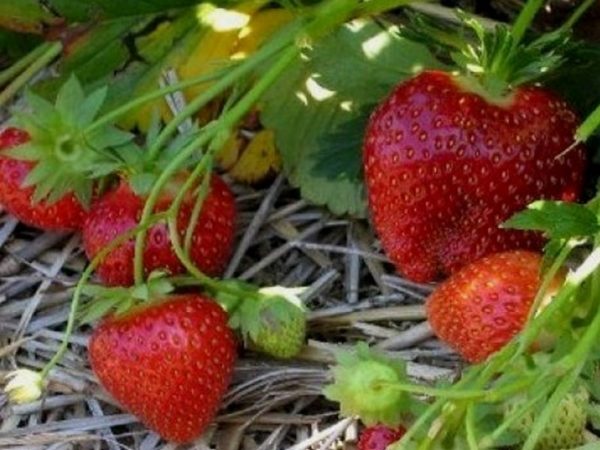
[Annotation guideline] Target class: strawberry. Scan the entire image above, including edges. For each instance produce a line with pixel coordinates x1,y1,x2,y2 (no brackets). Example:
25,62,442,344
82,174,236,286
505,386,589,450
230,286,307,359
0,77,135,231
251,302,305,358
0,127,88,231
425,251,553,363
358,424,406,450
363,68,585,283
88,293,237,443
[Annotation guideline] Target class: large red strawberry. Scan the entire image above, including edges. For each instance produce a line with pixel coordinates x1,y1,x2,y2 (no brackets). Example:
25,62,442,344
83,174,236,286
89,294,237,443
363,69,585,282
0,127,88,231
358,424,406,450
425,250,563,363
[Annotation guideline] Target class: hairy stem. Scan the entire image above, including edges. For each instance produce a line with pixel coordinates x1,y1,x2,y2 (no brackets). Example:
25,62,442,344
559,0,596,32
0,42,62,109
85,69,228,134
133,46,299,285
0,42,50,87
576,102,600,143
522,364,582,450
146,21,301,160
183,159,213,255
511,0,545,45
39,212,169,380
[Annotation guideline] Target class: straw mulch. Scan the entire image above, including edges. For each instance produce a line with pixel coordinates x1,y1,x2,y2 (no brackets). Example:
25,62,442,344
0,174,456,449
0,1,596,449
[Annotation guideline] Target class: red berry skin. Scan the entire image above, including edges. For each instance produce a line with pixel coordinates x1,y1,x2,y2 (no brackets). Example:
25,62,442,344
83,175,236,286
358,424,406,450
89,294,237,443
426,251,544,363
0,128,87,231
363,71,585,282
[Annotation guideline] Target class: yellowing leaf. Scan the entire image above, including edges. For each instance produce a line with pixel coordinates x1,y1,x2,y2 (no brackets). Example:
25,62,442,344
179,1,261,101
232,8,294,60
217,133,244,170
227,129,281,184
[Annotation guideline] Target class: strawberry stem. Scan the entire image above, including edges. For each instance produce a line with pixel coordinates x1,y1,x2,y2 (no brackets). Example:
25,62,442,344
145,22,302,161
481,382,554,448
576,102,600,143
0,41,51,87
516,241,575,350
183,159,213,256
39,212,170,380
132,46,299,285
84,69,226,134
521,364,582,450
465,404,477,450
558,0,597,33
510,0,544,45
0,41,62,108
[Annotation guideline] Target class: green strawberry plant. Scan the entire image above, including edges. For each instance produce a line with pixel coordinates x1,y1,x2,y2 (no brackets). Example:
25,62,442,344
3,0,600,447
1,0,422,442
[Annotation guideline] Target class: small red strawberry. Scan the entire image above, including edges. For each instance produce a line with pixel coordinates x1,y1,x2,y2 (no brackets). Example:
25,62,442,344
0,127,88,231
88,293,237,443
83,174,236,286
358,424,406,450
364,70,585,282
0,77,136,231
425,250,556,363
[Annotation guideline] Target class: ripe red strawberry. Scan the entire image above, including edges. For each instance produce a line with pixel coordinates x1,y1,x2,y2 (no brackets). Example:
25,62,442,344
358,424,406,450
89,294,237,443
363,70,585,282
0,127,88,231
425,250,554,363
83,174,236,286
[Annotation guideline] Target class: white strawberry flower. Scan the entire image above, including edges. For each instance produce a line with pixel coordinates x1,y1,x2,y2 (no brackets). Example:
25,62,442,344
4,369,44,404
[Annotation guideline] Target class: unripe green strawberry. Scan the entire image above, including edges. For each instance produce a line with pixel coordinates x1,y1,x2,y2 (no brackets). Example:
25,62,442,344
505,387,589,450
252,299,306,358
226,285,307,359
324,343,409,427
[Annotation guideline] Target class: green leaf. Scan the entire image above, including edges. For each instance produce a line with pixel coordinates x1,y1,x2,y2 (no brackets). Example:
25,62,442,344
103,12,202,127
312,106,372,182
503,200,599,239
261,18,443,216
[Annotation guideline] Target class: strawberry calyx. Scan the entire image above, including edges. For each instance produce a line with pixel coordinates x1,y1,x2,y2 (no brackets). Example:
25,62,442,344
324,343,409,427
79,271,175,323
406,0,591,99
211,281,308,358
5,76,135,207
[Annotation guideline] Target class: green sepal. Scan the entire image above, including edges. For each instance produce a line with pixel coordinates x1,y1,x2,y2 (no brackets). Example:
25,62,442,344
79,272,174,323
323,342,409,427
405,9,573,96
8,75,135,207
